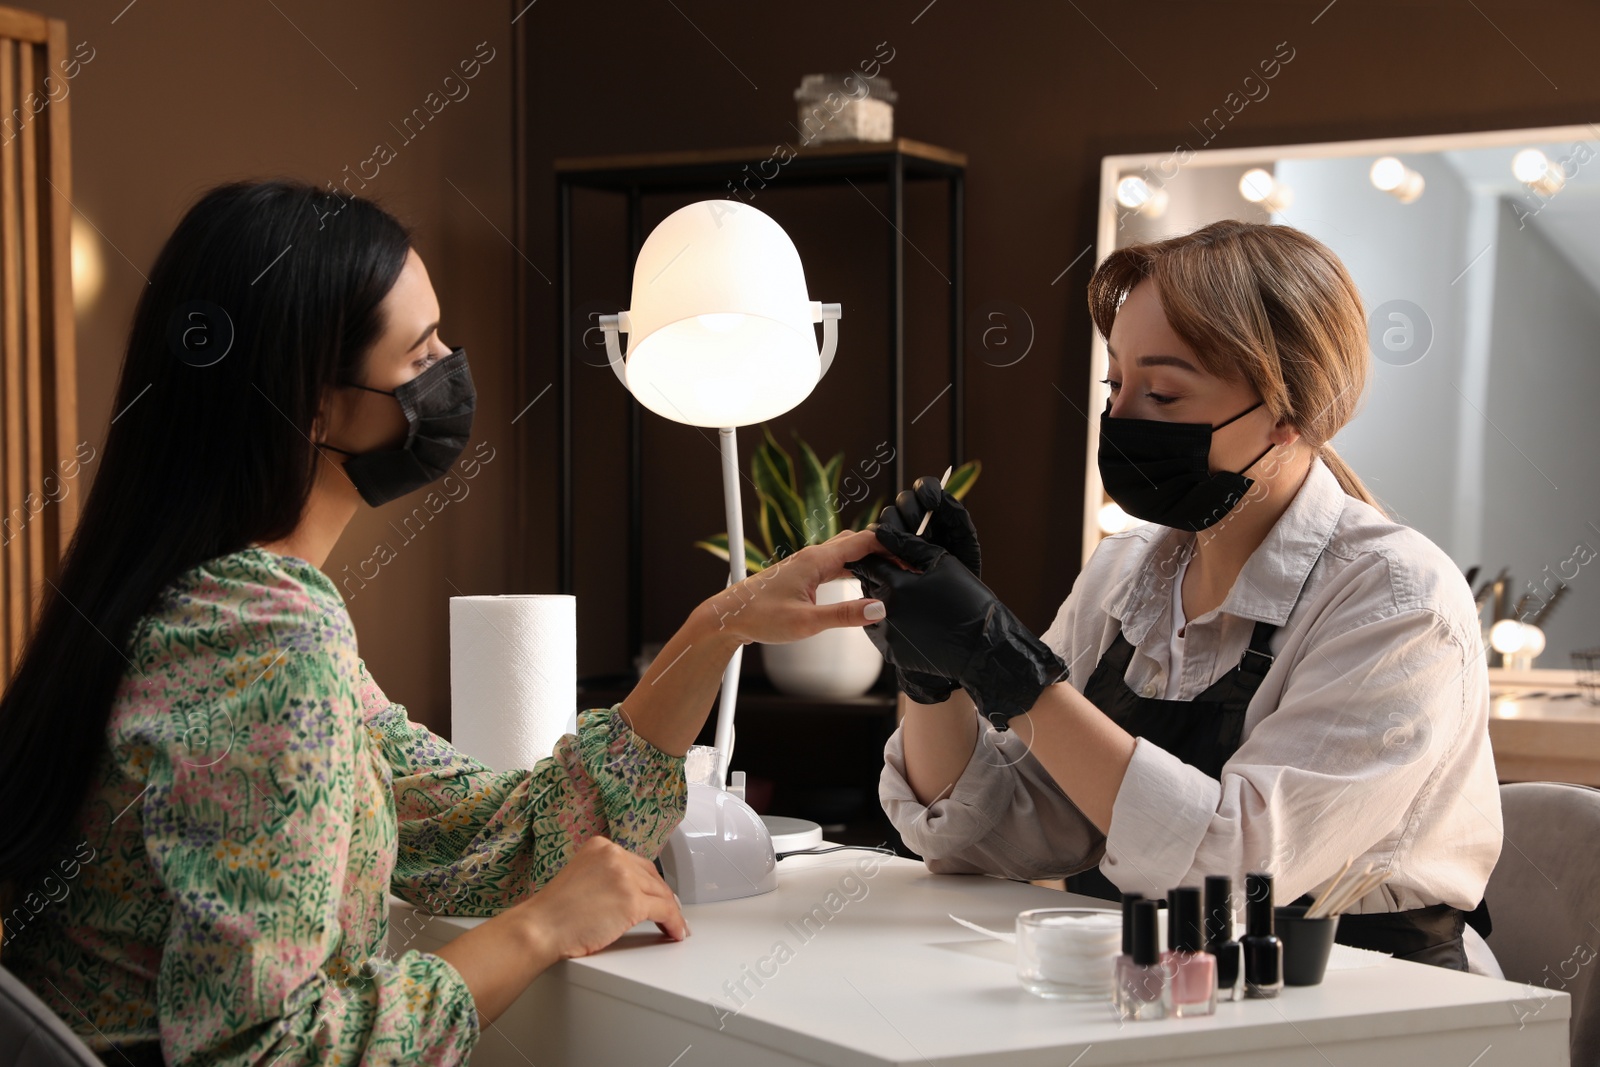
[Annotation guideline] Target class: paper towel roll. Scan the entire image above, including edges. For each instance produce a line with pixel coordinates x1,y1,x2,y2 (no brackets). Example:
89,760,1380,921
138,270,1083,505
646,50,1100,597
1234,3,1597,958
449,594,579,771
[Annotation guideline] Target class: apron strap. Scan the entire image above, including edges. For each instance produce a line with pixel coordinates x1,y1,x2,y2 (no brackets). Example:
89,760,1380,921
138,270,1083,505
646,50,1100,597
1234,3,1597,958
1237,618,1277,678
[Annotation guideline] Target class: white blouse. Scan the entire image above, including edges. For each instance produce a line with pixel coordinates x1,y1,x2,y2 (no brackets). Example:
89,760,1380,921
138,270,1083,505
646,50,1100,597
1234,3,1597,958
880,454,1504,922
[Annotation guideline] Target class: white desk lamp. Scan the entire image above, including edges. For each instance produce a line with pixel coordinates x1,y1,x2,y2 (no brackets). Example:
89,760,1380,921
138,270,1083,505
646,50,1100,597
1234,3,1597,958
598,200,840,903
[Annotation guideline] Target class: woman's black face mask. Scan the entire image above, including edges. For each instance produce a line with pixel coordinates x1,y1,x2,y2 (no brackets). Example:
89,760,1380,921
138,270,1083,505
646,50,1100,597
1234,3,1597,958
1097,395,1275,532
317,346,476,507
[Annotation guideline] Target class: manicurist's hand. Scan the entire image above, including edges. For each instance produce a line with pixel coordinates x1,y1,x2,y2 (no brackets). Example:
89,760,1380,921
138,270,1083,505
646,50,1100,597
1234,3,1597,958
876,473,982,577
848,523,1069,729
869,473,984,704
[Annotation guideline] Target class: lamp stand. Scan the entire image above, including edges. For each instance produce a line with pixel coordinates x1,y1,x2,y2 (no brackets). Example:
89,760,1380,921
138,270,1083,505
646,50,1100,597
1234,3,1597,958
712,427,744,790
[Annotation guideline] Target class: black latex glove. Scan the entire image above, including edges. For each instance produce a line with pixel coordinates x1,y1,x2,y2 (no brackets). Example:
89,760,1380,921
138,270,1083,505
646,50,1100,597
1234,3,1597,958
876,474,982,577
870,475,983,703
847,523,1069,729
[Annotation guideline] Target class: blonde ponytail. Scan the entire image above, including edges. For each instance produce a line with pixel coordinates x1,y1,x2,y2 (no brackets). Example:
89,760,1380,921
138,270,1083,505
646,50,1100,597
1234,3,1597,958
1313,442,1382,512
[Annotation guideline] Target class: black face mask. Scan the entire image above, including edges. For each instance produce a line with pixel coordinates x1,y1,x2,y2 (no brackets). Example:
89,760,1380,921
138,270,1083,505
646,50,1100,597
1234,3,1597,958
318,346,476,507
1097,396,1275,532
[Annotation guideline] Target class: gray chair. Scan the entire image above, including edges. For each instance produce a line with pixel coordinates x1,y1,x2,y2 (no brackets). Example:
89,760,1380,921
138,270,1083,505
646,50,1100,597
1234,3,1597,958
0,962,107,1067
1484,781,1600,1067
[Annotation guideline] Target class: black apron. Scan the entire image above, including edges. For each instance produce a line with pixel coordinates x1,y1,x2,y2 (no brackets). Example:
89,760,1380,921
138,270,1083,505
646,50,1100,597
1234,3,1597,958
1062,611,1491,971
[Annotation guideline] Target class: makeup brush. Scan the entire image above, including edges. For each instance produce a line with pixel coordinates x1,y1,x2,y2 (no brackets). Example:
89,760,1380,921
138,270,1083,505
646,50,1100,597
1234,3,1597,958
915,466,955,537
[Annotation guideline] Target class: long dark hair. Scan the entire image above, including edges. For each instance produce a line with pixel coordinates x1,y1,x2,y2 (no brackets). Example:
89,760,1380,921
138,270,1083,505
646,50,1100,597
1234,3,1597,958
0,179,411,891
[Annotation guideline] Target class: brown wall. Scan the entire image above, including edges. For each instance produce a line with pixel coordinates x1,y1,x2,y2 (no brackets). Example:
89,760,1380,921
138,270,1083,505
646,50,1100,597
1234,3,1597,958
35,0,1600,730
520,0,1600,680
39,0,515,733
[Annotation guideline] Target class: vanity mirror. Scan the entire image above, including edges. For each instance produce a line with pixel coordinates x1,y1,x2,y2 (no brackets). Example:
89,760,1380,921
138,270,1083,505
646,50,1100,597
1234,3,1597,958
1086,123,1600,671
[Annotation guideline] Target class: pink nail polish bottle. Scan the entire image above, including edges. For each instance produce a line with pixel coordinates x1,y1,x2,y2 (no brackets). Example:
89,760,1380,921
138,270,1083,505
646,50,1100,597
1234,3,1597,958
1163,886,1217,1017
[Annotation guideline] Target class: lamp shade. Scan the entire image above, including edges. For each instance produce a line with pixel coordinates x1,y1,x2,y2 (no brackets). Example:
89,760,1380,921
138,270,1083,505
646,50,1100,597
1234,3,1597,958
615,200,829,428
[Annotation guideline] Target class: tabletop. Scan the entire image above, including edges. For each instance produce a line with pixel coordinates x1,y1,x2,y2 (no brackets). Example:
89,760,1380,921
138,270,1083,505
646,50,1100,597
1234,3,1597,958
387,846,1571,1067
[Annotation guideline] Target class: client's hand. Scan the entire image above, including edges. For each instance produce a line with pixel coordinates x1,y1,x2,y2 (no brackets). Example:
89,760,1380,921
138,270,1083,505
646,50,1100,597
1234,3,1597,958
703,528,890,646
872,473,982,703
520,835,688,959
847,523,1069,729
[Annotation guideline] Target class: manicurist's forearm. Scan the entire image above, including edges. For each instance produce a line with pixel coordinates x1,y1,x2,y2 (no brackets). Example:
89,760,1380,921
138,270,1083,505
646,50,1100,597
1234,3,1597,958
901,689,982,807
1006,683,1137,833
617,594,745,757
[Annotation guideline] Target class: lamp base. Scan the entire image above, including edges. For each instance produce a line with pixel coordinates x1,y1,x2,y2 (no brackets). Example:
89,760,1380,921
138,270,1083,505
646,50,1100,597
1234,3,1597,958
761,814,823,854
659,782,778,903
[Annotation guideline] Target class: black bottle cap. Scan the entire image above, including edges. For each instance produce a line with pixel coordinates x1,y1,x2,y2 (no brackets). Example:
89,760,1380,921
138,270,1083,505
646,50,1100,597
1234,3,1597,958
1204,875,1234,947
1245,871,1275,937
1132,899,1161,966
1120,892,1144,955
1168,886,1204,952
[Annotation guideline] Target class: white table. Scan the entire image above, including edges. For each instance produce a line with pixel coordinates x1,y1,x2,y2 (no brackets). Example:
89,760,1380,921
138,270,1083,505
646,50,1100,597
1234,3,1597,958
387,847,1571,1066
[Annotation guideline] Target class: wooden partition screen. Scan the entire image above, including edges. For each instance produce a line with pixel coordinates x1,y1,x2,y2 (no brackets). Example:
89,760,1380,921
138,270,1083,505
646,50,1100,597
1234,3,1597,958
0,6,78,686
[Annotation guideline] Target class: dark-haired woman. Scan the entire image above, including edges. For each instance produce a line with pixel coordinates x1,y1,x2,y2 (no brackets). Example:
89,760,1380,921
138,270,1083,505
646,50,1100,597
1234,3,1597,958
855,220,1502,975
0,180,887,1066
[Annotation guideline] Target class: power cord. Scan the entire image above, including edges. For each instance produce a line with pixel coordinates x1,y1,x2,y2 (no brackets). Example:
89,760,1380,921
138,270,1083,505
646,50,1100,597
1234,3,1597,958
775,843,899,862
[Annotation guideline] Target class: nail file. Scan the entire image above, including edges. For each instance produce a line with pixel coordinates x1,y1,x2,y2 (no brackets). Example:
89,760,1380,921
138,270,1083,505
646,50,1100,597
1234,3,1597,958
915,465,955,537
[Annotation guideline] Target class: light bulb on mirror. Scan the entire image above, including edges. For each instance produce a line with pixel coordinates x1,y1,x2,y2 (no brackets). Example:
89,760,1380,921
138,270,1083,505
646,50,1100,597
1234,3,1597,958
1512,148,1565,197
1369,156,1425,203
1370,156,1406,191
1239,168,1274,203
1511,148,1549,183
1115,175,1168,217
1239,168,1293,212
1489,618,1527,654
1116,175,1152,209
1490,619,1546,670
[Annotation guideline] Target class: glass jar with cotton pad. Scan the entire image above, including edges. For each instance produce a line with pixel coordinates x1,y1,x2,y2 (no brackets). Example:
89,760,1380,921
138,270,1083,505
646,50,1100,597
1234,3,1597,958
1015,907,1124,999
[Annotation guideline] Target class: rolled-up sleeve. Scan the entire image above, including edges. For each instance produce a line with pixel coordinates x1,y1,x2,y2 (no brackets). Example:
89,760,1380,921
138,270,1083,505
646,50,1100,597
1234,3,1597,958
1102,606,1473,904
881,705,1105,880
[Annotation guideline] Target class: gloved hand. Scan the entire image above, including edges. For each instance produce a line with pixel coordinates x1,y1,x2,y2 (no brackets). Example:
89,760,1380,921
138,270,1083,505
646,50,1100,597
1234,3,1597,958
876,473,982,577
847,523,1069,729
869,475,984,704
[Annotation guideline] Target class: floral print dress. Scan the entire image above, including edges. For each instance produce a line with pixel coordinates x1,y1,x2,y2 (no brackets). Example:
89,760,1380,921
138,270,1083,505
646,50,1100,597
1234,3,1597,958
2,547,687,1065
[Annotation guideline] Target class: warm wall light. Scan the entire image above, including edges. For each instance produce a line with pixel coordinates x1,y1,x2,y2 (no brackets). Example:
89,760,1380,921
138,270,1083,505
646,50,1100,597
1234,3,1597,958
70,214,104,311
1115,174,1168,217
1512,148,1565,197
1370,156,1426,203
1239,168,1293,212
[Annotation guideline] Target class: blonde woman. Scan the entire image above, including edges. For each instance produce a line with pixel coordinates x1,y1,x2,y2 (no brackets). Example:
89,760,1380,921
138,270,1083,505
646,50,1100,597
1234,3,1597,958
854,220,1502,974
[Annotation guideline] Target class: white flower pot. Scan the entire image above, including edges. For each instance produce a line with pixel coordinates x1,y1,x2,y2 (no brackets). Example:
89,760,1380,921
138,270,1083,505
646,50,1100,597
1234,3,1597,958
761,576,885,698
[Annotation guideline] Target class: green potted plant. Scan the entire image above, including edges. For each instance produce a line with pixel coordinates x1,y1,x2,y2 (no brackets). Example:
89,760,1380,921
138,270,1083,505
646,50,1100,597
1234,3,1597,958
696,426,980,698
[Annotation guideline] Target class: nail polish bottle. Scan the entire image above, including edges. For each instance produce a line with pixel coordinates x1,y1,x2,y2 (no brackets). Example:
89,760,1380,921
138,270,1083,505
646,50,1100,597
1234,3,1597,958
1242,871,1283,999
1163,886,1217,1016
1113,891,1144,994
1116,899,1168,1020
1205,874,1243,1002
